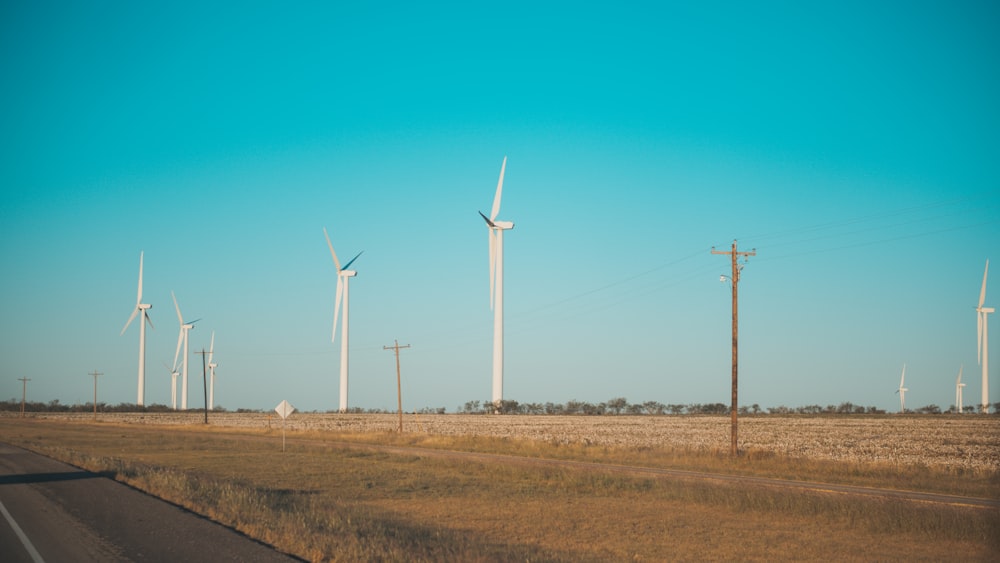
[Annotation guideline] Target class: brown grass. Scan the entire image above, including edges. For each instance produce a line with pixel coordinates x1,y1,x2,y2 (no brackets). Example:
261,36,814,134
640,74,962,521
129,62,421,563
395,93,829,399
2,418,997,562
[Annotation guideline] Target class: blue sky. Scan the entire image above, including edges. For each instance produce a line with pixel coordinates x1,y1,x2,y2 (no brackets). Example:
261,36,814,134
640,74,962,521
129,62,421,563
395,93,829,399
2,1,997,413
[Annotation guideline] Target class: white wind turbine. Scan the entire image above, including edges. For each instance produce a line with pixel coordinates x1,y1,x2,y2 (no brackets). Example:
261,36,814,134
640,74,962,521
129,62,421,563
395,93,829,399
976,259,993,414
208,331,218,410
478,157,514,412
956,365,966,414
896,364,908,413
162,361,178,410
171,291,199,410
324,227,362,413
121,251,153,406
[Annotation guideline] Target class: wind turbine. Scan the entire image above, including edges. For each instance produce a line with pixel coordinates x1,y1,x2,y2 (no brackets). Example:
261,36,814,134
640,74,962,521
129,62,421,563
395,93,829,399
895,364,908,413
121,251,153,406
171,291,199,410
976,259,993,414
208,331,218,410
163,361,179,410
323,227,362,413
956,365,966,414
478,157,514,413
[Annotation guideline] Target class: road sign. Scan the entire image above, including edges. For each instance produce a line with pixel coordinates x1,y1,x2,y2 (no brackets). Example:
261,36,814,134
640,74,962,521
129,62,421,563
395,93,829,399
274,400,295,451
275,400,295,420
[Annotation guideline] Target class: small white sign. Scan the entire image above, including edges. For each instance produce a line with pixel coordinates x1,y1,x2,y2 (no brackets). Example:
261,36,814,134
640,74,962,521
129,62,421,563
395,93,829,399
275,400,295,420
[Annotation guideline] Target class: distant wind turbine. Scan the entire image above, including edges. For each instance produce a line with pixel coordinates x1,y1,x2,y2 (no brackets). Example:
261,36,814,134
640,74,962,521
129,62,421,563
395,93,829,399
323,227,362,413
956,365,966,414
976,259,993,414
171,291,199,410
896,364,908,413
208,331,218,410
162,362,179,410
121,251,153,406
478,156,514,412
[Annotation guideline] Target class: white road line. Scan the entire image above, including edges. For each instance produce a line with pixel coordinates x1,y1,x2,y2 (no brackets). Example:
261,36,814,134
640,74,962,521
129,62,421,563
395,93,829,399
0,499,45,563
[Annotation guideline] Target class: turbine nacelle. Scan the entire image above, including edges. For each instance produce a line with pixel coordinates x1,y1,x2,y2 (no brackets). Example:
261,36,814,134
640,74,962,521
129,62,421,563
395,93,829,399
339,270,358,278
479,211,514,231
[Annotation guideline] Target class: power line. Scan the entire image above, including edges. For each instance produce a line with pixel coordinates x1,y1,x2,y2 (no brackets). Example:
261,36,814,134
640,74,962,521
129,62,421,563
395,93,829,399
752,218,999,263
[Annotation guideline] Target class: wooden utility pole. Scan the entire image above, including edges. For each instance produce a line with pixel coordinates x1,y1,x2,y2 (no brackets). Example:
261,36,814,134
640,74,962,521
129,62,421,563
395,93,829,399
712,240,756,457
18,377,30,417
194,349,210,424
383,340,411,433
89,370,103,420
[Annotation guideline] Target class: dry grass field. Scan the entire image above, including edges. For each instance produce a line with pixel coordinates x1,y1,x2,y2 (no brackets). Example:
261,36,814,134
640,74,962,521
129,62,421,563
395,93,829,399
2,413,998,561
19,411,1000,471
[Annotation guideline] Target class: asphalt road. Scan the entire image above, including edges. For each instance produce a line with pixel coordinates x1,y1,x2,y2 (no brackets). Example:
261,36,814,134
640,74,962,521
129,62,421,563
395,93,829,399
0,443,301,563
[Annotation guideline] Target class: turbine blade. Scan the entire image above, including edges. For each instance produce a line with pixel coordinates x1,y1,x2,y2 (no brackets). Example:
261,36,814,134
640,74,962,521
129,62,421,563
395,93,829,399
209,331,215,363
173,329,184,372
137,251,144,305
333,276,344,342
957,364,963,385
145,311,154,330
979,259,989,308
121,307,139,335
900,364,905,386
323,227,342,271
172,291,183,325
478,210,496,228
342,251,363,271
490,156,506,221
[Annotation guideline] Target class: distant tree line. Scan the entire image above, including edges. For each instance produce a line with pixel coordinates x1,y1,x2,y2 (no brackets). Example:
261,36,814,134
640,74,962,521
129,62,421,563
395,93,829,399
456,398,1000,416
0,399,233,414
3,398,998,415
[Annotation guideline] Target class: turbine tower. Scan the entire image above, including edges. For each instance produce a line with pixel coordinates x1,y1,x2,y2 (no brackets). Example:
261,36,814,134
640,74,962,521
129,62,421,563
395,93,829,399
122,251,153,406
895,364,908,413
171,291,199,410
208,331,218,410
479,157,514,413
956,365,966,414
976,259,993,414
324,227,362,413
